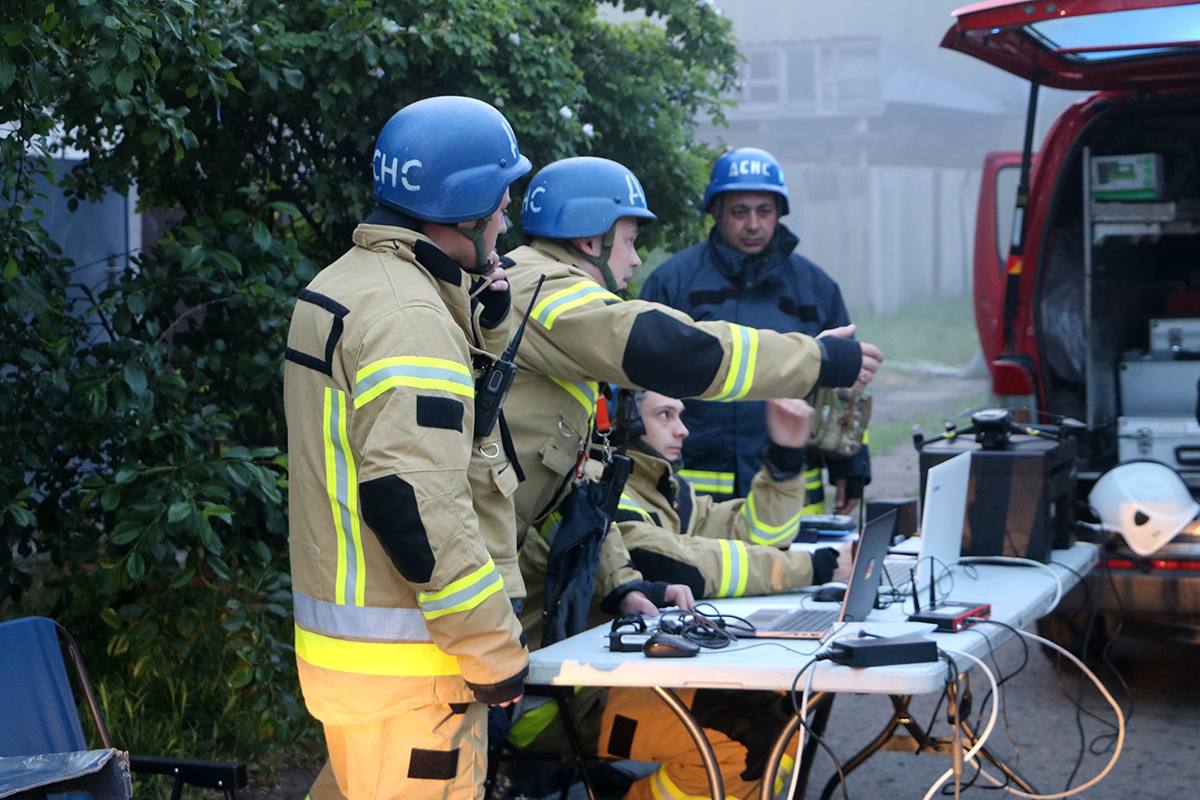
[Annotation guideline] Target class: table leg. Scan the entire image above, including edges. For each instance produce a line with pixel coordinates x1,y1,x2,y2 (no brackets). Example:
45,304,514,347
817,695,930,800
652,686,725,800
760,692,834,800
959,719,1038,794
553,695,598,800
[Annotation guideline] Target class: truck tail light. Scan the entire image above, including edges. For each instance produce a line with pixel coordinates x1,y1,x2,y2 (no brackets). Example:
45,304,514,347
992,360,1034,395
1104,558,1200,572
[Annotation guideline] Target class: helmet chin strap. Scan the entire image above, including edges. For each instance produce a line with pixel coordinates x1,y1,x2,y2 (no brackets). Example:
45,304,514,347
452,217,495,275
572,228,621,295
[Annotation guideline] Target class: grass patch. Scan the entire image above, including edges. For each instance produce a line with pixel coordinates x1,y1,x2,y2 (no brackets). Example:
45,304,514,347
855,295,979,368
869,391,989,454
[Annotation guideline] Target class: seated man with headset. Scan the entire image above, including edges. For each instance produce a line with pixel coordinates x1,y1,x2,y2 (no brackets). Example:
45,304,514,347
612,389,840,598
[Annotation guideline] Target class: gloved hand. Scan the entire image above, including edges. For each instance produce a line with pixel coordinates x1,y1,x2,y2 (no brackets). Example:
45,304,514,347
811,547,839,585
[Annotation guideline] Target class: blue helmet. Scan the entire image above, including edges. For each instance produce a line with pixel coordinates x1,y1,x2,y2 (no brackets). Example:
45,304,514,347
521,156,656,239
702,147,789,215
372,96,531,223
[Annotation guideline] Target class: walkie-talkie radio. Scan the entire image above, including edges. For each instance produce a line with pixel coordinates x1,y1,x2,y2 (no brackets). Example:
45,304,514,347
473,274,545,438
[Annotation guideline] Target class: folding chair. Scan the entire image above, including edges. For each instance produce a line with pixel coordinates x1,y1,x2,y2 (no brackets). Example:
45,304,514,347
0,617,247,799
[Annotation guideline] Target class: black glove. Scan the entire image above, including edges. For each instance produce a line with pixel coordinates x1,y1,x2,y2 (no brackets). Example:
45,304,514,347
763,440,806,481
816,336,862,388
811,547,839,585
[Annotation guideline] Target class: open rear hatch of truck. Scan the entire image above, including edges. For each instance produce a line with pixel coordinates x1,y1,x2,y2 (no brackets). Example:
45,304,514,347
945,3,1200,630
941,1,1200,430
941,0,1200,91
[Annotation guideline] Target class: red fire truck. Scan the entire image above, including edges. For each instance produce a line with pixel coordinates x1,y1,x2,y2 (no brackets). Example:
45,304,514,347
943,0,1200,642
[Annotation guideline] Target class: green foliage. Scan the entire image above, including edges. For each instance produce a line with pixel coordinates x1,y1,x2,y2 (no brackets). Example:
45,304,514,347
1,0,738,785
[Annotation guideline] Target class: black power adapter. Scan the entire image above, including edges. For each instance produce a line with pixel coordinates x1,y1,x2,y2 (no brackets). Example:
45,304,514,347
826,634,939,667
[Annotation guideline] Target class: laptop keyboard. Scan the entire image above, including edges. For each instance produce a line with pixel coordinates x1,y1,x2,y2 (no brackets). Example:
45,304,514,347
762,607,838,633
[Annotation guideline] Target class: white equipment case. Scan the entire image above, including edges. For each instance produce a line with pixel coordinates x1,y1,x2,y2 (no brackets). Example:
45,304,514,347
1118,416,1200,488
1118,351,1200,416
1149,317,1200,356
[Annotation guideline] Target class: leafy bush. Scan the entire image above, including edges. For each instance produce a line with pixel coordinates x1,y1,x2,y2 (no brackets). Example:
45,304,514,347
1,0,738,786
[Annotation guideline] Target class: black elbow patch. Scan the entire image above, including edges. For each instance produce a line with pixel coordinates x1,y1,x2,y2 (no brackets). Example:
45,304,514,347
629,548,705,598
416,395,464,432
622,310,723,397
360,475,435,583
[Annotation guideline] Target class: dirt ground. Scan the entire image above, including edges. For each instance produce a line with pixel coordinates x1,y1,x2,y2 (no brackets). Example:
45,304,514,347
862,366,989,501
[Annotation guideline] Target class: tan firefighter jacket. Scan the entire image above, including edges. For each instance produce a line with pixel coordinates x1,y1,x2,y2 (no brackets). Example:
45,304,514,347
284,223,527,724
502,240,832,639
616,448,815,598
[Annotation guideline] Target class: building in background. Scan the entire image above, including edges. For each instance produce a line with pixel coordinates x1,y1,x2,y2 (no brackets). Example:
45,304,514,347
688,0,1087,314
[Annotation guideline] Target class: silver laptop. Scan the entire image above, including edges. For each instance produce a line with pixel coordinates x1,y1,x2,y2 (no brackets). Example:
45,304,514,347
745,510,897,639
883,451,971,593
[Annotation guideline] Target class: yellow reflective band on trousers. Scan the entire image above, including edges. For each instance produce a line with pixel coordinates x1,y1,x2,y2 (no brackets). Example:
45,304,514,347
741,491,802,547
678,469,735,496
618,493,653,523
531,282,620,330
774,753,795,796
507,698,561,750
716,539,749,598
416,559,505,621
550,376,599,417
294,625,462,677
354,356,474,408
323,388,365,606
712,323,759,401
648,765,738,800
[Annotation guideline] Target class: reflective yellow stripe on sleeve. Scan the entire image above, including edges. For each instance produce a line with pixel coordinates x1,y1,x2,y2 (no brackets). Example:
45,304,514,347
716,539,749,598
712,323,759,401
531,282,620,330
537,511,562,541
741,491,803,547
354,356,474,408
804,467,823,491
618,493,654,523
678,469,735,496
294,625,461,677
803,466,824,514
417,559,505,621
550,376,600,417
324,388,365,606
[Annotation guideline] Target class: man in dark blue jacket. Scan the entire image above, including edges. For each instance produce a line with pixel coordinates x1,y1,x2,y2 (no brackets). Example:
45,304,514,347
640,147,870,514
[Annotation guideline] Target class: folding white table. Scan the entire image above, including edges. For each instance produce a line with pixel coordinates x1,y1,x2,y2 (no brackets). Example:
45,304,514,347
527,541,1099,799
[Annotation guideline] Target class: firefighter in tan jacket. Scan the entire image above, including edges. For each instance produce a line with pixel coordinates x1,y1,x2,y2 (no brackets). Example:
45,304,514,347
615,391,841,598
285,97,531,800
503,157,882,644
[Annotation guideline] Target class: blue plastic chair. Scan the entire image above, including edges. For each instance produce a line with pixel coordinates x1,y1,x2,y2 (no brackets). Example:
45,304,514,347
0,617,246,799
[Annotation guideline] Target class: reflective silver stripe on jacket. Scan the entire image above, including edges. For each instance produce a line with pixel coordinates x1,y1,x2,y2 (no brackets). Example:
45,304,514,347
293,589,433,641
